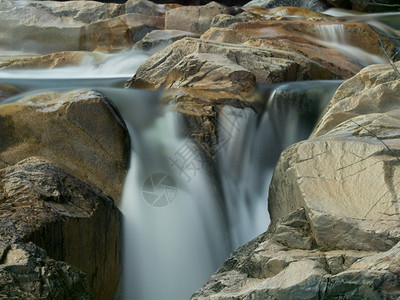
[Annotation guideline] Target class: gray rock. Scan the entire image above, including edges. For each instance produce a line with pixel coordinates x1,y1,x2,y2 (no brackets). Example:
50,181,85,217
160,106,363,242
134,29,200,51
243,0,331,12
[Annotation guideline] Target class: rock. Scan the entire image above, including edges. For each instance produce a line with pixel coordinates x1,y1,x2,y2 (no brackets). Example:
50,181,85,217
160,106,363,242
312,61,400,137
0,51,90,69
165,2,233,34
0,6,82,54
0,89,130,203
20,1,125,24
350,0,400,12
144,0,250,6
0,242,93,299
268,62,400,252
0,157,121,300
202,19,376,78
243,0,332,12
164,53,257,97
133,29,200,51
0,84,20,101
192,208,397,299
79,13,163,52
325,0,352,9
128,37,338,91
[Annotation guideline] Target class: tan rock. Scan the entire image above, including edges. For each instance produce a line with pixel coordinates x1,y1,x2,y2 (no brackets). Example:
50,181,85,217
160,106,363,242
128,37,338,91
165,1,232,34
0,157,121,300
268,62,400,252
0,84,20,101
0,90,130,203
191,209,388,299
0,51,90,70
133,29,200,51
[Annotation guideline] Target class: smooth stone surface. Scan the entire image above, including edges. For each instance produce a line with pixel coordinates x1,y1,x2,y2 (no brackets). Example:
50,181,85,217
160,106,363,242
243,0,331,12
0,90,130,203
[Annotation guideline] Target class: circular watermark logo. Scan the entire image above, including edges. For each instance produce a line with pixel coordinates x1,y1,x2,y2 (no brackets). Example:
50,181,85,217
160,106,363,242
142,172,177,207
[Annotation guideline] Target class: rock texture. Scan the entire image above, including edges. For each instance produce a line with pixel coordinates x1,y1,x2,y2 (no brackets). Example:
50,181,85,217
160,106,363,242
243,0,331,12
192,209,400,299
192,62,400,299
128,37,338,91
0,89,130,203
0,242,93,299
0,157,121,300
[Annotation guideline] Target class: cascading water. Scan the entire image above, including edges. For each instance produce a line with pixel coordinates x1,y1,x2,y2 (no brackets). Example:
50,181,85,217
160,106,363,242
1,9,398,300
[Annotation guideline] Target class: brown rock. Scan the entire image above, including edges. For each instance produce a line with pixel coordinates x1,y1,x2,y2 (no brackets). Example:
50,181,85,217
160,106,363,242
165,1,233,34
0,89,130,203
79,13,163,52
0,157,121,300
202,19,395,78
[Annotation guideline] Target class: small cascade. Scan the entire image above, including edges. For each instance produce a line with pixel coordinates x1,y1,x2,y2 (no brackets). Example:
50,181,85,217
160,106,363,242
318,23,346,44
315,23,386,65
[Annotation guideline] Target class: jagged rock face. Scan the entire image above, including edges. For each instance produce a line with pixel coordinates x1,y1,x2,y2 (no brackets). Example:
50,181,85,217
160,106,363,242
192,209,400,299
0,157,121,300
0,242,93,299
0,89,130,204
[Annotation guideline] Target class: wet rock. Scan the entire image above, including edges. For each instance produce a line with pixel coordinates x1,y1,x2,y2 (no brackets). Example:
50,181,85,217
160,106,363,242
128,37,338,91
0,84,20,102
0,51,90,69
203,18,396,77
0,157,121,300
325,0,352,9
0,242,93,299
133,29,200,51
0,89,130,203
165,1,232,34
243,0,331,12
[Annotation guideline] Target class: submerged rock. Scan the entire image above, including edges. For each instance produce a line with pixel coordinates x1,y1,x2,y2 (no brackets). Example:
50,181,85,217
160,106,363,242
350,0,400,13
0,157,121,300
0,89,130,203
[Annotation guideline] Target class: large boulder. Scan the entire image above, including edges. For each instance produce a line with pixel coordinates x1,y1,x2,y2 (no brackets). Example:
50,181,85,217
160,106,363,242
269,62,400,252
0,89,130,203
133,29,200,51
128,37,338,92
0,157,121,299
